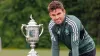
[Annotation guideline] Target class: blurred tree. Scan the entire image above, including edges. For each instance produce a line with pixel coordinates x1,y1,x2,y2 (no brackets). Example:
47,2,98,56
0,0,99,49
62,0,100,45
78,0,100,45
0,0,51,48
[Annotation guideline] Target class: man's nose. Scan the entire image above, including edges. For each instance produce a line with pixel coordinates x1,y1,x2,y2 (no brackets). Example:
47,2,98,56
55,15,59,20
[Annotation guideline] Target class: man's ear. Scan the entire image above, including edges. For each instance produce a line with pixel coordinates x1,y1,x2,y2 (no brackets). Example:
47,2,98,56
63,9,66,14
62,9,66,15
49,12,51,17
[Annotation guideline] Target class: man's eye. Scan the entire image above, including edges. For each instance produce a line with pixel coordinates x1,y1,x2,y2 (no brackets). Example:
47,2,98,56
57,13,61,15
52,14,55,16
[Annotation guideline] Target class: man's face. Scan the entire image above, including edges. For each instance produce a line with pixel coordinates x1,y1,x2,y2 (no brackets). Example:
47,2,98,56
49,8,65,24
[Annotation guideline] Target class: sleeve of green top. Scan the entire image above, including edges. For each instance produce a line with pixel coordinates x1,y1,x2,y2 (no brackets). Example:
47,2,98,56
51,35,59,56
70,16,80,56
71,30,79,56
71,38,79,56
49,27,59,56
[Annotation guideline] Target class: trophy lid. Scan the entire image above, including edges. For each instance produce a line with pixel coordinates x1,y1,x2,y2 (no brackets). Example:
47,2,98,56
28,14,37,26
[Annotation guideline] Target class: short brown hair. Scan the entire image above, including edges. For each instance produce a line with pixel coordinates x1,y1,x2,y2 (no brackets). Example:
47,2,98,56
48,1,64,12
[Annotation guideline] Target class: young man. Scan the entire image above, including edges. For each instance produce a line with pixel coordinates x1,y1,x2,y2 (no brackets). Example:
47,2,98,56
48,1,96,56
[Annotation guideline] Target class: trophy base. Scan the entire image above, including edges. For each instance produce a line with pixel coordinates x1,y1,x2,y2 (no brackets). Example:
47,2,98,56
27,49,38,56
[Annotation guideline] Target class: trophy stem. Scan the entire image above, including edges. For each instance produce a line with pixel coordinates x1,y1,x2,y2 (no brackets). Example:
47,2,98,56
30,42,36,49
27,42,38,56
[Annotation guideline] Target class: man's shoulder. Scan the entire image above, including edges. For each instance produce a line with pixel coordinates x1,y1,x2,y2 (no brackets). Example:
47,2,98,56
49,20,55,26
67,15,76,17
66,15,82,29
66,15,81,23
48,20,55,29
67,15,79,20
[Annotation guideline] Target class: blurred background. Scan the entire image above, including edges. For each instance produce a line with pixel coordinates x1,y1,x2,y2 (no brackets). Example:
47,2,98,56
0,0,100,56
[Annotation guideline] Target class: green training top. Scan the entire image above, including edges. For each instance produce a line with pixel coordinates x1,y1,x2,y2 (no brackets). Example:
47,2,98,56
48,15,95,56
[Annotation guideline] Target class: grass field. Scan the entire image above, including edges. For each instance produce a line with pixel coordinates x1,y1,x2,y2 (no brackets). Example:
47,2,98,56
0,48,100,56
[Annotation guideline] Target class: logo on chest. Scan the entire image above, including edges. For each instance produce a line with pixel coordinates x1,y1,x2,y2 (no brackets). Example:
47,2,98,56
57,30,60,35
57,29,69,35
65,29,69,35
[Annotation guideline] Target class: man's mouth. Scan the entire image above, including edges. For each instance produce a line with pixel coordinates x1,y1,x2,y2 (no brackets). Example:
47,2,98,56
55,20,61,24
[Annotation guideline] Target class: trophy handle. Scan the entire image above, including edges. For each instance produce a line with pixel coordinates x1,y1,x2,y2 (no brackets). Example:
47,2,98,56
21,24,27,37
39,24,44,37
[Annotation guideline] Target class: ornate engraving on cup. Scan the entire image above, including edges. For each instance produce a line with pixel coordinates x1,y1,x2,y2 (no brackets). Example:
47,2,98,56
27,26,39,43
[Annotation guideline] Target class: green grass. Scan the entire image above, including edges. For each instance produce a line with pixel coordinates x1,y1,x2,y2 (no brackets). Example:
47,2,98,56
0,48,100,56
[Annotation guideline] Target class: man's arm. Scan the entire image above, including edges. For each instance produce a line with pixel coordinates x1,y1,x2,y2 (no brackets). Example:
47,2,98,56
70,26,79,56
67,15,80,56
51,35,59,56
48,21,59,56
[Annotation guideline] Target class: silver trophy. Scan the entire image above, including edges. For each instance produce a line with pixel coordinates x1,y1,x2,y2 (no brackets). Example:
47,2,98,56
21,14,43,56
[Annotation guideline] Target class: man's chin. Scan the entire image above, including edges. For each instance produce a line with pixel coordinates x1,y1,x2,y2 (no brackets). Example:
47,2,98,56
55,22,62,24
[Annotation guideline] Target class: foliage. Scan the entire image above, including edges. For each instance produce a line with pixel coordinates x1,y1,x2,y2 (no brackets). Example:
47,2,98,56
0,0,51,48
62,0,100,44
0,0,100,48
